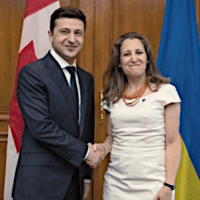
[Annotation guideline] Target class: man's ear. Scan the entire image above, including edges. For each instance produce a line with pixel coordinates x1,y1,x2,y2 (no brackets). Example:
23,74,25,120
48,30,53,42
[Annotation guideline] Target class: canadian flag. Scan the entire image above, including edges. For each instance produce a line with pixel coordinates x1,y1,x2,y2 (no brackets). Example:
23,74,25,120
4,0,60,199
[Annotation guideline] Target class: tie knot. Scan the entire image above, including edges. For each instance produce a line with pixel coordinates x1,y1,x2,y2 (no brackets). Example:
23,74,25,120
66,66,76,76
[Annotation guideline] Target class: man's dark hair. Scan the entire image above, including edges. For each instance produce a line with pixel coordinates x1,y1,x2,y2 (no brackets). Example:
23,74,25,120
50,6,86,32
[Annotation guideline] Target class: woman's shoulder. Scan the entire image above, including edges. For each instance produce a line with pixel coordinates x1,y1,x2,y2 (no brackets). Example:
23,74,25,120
148,82,175,92
156,83,181,104
148,83,177,96
158,83,177,92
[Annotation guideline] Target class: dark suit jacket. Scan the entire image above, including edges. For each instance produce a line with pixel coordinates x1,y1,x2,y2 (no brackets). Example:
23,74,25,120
12,52,94,200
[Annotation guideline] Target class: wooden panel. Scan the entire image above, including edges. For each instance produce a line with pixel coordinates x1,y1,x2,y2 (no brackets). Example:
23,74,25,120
78,0,95,74
112,0,121,42
59,0,71,6
0,114,9,133
119,0,166,58
0,133,8,199
0,114,9,199
0,0,25,112
60,0,79,7
93,0,112,199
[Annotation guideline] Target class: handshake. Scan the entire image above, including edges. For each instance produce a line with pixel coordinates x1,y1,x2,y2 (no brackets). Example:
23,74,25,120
84,143,106,169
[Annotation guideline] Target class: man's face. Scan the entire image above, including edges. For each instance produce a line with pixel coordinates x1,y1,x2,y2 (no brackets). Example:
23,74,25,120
48,17,84,64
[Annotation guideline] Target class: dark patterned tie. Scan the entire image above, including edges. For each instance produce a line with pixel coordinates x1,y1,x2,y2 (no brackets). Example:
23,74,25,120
66,66,79,120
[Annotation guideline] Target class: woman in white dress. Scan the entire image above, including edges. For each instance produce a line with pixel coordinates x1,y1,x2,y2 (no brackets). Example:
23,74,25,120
94,32,181,200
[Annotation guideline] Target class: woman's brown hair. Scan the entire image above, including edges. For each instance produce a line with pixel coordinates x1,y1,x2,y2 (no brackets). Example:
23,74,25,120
103,32,169,105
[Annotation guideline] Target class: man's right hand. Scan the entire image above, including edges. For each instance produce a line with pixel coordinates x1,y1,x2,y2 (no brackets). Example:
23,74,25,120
84,143,104,168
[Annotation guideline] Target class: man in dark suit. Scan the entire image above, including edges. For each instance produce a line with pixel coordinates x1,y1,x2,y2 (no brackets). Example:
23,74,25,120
12,6,102,200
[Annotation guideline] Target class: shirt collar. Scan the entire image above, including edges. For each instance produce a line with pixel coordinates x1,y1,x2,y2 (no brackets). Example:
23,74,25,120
50,49,77,70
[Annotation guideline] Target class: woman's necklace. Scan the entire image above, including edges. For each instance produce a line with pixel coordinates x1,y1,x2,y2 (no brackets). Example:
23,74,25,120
123,83,147,106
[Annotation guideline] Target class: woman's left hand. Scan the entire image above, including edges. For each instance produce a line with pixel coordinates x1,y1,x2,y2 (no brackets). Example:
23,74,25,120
154,186,172,200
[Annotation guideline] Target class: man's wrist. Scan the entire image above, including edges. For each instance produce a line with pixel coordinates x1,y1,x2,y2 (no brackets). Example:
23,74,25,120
84,179,91,183
84,145,90,160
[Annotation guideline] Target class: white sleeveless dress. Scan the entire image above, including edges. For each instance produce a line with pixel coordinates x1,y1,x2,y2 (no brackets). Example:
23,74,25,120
102,84,181,200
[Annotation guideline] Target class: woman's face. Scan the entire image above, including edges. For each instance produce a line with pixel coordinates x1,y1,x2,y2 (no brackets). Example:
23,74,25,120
120,38,148,80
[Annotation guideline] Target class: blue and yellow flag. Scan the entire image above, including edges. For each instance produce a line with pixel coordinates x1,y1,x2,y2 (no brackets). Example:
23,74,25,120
157,0,200,198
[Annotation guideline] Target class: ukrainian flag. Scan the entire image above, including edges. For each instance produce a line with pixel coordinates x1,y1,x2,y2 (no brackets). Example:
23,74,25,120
157,0,200,199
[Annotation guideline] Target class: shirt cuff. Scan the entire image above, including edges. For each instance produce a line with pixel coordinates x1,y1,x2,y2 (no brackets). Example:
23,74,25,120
84,179,91,183
84,146,90,160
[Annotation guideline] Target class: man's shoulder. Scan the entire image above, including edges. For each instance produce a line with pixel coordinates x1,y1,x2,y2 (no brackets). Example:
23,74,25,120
20,52,53,73
77,66,93,80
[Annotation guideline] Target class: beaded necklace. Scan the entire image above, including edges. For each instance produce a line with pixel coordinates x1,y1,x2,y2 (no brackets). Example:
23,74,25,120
123,83,147,106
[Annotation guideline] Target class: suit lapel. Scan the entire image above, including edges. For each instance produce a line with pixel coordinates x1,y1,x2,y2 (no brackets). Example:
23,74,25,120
77,67,88,139
43,53,79,127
